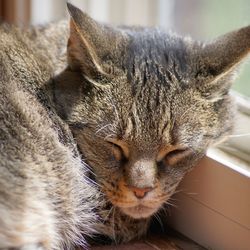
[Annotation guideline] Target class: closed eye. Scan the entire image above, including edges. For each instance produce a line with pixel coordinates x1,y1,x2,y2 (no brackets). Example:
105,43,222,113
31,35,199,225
164,149,190,165
157,147,192,166
107,141,123,161
165,148,187,159
105,139,129,162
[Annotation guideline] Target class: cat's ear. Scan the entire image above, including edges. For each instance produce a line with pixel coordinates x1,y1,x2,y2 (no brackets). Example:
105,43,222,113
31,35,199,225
195,26,250,94
67,3,125,81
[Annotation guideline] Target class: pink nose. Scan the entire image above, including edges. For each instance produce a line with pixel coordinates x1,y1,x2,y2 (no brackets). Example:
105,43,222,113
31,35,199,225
128,186,153,199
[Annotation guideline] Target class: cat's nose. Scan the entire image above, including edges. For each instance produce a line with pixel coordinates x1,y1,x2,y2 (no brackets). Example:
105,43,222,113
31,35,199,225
128,186,153,199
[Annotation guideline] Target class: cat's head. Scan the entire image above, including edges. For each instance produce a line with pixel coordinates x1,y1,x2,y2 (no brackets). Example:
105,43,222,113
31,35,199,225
55,3,250,219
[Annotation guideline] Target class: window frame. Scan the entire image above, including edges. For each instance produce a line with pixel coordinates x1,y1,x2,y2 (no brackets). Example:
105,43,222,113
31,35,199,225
217,91,250,165
0,0,30,27
166,154,250,249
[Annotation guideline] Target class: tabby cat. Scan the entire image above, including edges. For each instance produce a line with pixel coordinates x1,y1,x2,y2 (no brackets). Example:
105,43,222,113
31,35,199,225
0,3,249,249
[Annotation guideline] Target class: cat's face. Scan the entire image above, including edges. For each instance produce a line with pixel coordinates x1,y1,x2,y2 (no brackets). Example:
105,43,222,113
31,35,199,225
55,4,250,219
64,70,233,219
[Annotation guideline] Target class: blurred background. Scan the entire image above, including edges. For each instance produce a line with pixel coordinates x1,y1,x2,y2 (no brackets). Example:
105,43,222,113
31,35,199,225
0,0,249,96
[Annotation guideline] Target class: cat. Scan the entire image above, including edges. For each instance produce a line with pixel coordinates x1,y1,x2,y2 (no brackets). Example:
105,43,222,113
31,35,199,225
0,2,249,249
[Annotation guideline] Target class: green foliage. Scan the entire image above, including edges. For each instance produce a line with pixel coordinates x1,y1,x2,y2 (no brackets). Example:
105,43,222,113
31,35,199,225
201,0,250,96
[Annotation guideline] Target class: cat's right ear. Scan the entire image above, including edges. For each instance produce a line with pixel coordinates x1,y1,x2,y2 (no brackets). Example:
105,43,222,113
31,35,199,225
67,3,126,81
194,25,250,95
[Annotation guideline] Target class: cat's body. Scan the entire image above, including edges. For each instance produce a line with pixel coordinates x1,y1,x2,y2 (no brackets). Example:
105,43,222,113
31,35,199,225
0,3,249,249
0,22,99,249
0,18,147,249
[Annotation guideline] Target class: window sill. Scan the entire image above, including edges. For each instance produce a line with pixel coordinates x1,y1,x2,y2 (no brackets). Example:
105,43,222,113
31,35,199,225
221,91,250,164
166,151,250,249
207,147,250,178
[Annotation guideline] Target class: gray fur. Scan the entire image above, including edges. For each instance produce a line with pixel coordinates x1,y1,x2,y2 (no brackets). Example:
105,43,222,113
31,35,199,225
0,22,98,249
0,3,250,249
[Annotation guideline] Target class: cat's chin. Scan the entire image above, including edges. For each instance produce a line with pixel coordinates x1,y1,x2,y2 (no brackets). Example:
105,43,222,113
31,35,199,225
120,205,159,219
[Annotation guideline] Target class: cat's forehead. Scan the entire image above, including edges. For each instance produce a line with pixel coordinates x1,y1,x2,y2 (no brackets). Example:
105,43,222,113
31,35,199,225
121,28,191,96
110,80,174,148
92,28,232,150
122,106,172,151
124,28,190,70
107,29,193,147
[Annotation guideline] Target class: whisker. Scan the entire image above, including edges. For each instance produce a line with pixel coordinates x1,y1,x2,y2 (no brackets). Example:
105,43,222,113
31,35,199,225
171,188,183,195
167,196,178,202
144,240,162,250
169,188,197,200
153,212,164,232
162,206,171,217
103,205,114,221
184,192,198,196
111,206,116,244
153,195,169,200
85,175,101,188
95,124,113,134
164,199,178,209
228,133,250,138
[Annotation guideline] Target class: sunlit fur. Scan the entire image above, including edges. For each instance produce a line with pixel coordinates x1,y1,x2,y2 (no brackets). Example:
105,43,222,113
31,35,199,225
0,21,98,249
54,4,250,243
0,3,249,248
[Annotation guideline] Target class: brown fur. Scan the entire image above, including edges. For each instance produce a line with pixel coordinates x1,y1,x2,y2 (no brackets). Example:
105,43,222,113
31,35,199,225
0,21,98,249
55,4,250,243
0,3,249,249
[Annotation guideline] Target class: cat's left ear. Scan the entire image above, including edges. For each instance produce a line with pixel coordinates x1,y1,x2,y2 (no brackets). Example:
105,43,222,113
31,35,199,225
194,26,250,94
67,3,126,81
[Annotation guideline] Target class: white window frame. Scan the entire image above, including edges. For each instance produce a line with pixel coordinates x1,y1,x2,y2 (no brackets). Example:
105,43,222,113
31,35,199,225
166,153,250,249
217,92,250,164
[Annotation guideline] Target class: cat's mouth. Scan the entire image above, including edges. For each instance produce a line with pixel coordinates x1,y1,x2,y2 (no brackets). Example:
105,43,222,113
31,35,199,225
120,204,159,219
